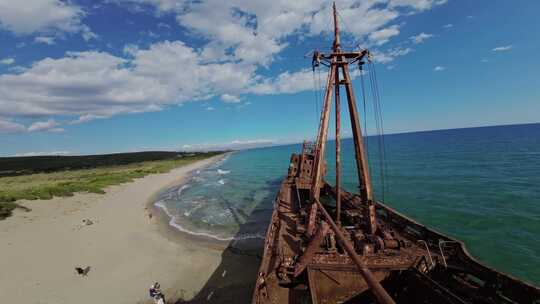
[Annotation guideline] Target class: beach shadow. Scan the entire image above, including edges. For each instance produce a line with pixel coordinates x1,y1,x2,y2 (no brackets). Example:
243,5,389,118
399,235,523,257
172,177,283,304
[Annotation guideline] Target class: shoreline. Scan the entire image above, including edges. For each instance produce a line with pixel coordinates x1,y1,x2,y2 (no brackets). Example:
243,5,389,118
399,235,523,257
0,154,229,304
147,152,263,303
147,152,264,248
147,154,233,251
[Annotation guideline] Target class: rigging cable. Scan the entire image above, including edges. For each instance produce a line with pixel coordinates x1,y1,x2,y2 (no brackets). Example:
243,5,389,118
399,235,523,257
316,65,325,144
359,64,369,171
312,66,320,129
367,61,387,203
371,61,388,194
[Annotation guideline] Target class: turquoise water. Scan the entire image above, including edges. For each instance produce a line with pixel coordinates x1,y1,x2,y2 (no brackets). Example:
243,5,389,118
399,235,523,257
155,123,540,285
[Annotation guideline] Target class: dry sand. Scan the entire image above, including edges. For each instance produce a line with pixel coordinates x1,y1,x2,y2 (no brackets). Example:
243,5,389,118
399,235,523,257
0,155,228,304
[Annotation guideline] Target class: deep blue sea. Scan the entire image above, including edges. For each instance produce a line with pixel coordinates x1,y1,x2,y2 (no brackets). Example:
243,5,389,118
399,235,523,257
155,123,540,285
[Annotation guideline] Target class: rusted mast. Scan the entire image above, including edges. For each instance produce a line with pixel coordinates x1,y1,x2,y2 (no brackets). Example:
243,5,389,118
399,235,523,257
333,6,377,234
308,52,336,236
333,2,342,226
310,3,395,304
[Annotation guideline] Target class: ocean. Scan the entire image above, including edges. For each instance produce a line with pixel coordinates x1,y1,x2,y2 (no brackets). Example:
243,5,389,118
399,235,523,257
154,123,540,285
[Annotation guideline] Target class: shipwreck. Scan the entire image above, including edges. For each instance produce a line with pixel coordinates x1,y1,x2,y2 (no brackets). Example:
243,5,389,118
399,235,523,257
252,3,540,304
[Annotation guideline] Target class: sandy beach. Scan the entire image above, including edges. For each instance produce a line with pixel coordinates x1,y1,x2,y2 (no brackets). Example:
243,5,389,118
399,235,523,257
0,155,236,304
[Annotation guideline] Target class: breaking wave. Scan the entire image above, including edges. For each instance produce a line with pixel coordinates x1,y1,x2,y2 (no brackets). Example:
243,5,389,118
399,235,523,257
217,169,230,175
155,201,264,241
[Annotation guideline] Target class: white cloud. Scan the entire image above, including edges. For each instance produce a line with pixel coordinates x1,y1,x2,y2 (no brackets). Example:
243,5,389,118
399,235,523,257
0,58,15,65
14,150,71,157
389,0,448,11
220,94,241,103
0,1,445,126
368,25,400,46
373,47,412,64
81,26,99,41
0,42,255,118
443,23,453,28
114,0,186,12
69,114,109,124
205,106,215,111
0,118,65,133
0,118,26,134
434,65,446,71
410,32,433,44
157,22,171,29
7,66,27,73
34,36,56,45
310,1,398,40
492,45,512,52
140,30,159,39
118,0,444,66
0,0,90,37
249,68,315,95
27,119,64,132
181,138,275,151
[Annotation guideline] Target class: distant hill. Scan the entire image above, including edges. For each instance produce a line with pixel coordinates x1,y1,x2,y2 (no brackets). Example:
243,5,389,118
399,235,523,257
0,151,217,177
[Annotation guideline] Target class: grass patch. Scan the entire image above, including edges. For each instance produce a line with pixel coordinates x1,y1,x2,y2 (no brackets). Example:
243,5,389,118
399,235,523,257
0,152,223,219
0,202,31,220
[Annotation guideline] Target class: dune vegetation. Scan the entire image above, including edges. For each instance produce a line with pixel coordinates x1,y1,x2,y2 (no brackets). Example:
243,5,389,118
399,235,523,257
0,151,223,219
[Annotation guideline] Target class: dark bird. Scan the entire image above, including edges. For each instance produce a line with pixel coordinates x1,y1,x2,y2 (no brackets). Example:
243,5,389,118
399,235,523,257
75,266,91,276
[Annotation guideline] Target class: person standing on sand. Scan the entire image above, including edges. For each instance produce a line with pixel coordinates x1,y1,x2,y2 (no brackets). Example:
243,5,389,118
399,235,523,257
149,282,165,304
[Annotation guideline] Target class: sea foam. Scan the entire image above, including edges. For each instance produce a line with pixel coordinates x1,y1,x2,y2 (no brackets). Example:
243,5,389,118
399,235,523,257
155,199,264,241
217,169,230,175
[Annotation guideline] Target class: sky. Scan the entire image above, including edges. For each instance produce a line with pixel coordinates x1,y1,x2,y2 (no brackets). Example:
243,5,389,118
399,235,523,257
0,0,539,156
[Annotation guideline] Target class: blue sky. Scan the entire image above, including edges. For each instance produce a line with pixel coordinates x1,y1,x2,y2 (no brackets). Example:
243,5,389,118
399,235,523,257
0,0,538,156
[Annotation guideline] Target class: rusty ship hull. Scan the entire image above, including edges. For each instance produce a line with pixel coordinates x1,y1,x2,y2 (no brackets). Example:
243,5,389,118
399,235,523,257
252,148,540,303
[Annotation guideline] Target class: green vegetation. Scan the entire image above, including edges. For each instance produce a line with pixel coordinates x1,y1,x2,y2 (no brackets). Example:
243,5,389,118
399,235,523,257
0,151,223,220
0,202,31,220
0,151,206,177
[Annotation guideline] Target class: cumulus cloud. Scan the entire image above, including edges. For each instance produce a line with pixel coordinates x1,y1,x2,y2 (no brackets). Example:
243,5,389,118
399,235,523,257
27,119,64,132
0,118,64,133
0,42,255,118
0,58,15,65
368,25,400,46
434,65,446,71
34,36,56,45
443,23,453,28
249,68,315,95
69,114,109,124
389,0,448,11
492,45,512,52
220,94,241,103
410,32,433,44
114,0,186,12
0,118,26,134
373,47,412,64
119,0,446,65
81,26,99,41
0,0,447,127
0,0,91,38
